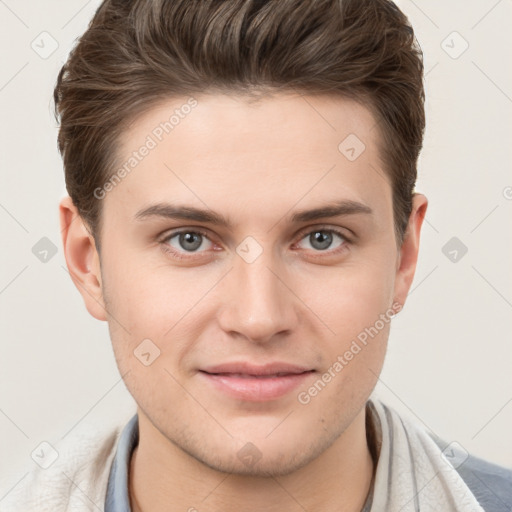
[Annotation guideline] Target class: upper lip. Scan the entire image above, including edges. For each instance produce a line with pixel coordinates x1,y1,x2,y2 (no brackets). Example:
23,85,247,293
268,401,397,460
200,362,314,376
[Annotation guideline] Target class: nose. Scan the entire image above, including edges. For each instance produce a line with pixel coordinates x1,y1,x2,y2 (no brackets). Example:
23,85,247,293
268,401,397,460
216,250,299,344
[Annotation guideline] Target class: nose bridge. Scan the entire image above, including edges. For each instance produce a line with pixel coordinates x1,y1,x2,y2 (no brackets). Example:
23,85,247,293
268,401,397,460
217,245,297,343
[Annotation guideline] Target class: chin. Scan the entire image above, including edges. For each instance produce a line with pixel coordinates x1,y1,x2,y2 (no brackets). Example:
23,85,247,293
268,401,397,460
200,449,316,478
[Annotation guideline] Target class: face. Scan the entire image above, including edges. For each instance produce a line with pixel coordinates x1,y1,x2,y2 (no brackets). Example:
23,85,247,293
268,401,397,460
84,93,422,476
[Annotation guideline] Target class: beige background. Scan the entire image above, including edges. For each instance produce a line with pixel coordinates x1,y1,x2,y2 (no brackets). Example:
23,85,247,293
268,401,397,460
1,0,511,497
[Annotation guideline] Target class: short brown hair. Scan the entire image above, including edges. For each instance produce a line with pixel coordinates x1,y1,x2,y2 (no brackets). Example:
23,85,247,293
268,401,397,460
54,0,424,251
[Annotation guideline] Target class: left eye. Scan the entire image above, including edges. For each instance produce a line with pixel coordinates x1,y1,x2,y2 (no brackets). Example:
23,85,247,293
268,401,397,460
165,231,213,253
295,229,346,252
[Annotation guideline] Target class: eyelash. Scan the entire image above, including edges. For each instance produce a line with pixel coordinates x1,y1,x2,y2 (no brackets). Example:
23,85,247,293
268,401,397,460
159,226,352,261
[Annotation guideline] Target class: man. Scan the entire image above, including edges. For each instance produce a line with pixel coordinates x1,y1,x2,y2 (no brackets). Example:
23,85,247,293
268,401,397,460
2,0,511,511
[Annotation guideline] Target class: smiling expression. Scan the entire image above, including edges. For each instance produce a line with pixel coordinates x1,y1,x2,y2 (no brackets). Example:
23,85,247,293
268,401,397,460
89,92,420,476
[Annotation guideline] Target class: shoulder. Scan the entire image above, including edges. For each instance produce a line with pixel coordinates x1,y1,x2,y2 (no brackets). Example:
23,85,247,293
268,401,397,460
1,417,131,512
429,432,512,511
367,398,512,512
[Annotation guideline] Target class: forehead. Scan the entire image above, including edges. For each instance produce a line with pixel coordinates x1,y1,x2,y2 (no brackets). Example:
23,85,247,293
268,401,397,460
107,93,391,229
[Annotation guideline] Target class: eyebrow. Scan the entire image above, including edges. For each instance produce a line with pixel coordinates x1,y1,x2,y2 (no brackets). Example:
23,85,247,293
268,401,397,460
134,199,373,227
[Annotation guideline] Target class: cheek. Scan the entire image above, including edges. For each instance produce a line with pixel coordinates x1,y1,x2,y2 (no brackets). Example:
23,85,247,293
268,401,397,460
304,256,396,341
101,254,220,370
102,250,199,330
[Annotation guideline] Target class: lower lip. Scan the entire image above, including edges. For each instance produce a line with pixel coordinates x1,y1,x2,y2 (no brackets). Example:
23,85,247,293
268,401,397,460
199,371,315,402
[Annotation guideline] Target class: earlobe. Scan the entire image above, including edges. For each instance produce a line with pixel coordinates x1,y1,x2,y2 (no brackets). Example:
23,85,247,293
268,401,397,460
59,196,107,321
392,193,428,309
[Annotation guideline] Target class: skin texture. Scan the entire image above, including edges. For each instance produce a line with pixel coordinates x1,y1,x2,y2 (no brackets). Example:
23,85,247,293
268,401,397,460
59,93,428,512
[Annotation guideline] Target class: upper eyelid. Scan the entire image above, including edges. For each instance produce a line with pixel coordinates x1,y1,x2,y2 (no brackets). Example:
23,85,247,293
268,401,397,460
295,225,351,240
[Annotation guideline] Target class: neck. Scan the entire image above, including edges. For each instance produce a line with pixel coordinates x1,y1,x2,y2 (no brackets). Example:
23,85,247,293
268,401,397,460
129,405,375,512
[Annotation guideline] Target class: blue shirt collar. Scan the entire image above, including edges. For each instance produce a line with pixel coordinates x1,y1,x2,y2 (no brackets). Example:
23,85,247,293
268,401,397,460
105,413,139,512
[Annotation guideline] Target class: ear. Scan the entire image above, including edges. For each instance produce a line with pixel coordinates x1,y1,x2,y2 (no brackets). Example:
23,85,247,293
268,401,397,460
393,193,428,311
59,196,107,321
